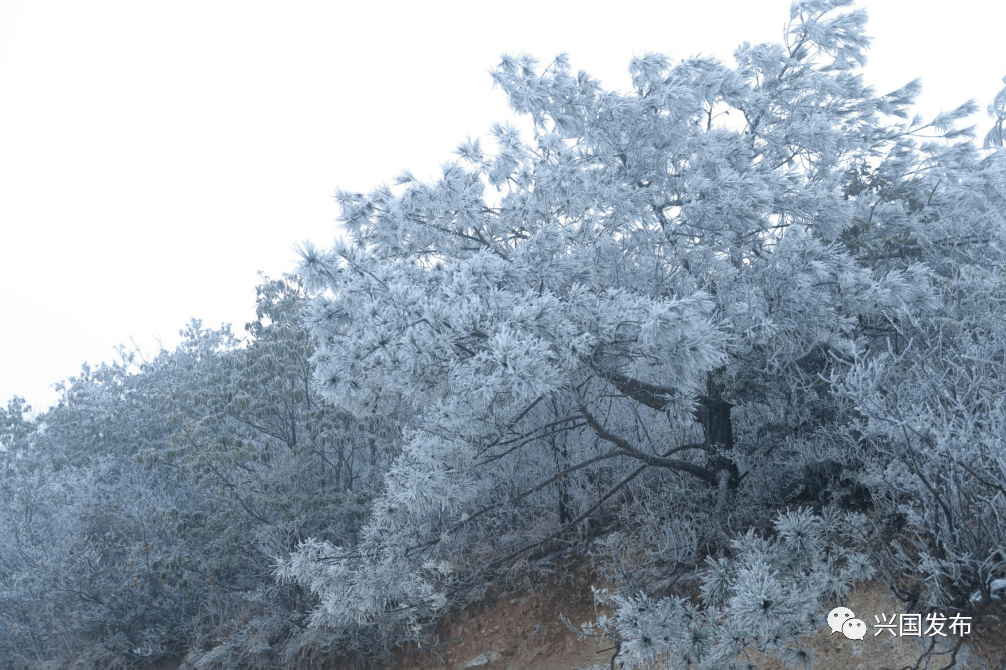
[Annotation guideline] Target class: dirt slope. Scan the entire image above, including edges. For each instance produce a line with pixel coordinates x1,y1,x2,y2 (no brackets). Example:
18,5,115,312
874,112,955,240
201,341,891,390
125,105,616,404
319,564,1006,670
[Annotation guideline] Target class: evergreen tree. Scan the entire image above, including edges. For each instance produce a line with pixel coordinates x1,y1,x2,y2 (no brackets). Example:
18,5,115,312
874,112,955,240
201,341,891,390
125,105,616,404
277,1,990,660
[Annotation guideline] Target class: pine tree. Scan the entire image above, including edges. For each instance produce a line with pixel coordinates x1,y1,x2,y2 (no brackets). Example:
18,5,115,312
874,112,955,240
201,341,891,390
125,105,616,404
278,0,1000,660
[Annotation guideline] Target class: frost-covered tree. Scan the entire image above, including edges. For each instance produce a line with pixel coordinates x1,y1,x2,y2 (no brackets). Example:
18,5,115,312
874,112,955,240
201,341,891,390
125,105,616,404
984,76,1006,150
277,1,973,656
140,276,397,572
0,275,402,668
0,400,201,667
832,100,1006,623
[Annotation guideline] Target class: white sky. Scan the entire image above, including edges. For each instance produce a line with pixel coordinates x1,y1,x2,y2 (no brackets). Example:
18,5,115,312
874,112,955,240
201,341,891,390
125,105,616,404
2,0,1004,416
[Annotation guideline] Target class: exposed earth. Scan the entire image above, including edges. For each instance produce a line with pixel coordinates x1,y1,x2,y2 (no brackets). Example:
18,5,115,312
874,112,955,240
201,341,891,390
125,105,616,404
307,562,1006,670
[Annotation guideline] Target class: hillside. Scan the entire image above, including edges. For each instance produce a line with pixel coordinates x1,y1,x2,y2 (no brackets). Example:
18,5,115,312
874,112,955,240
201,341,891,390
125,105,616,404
167,560,1006,670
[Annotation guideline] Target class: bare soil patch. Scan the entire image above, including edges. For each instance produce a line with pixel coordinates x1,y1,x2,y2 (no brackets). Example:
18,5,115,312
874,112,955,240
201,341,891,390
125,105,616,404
319,565,1005,670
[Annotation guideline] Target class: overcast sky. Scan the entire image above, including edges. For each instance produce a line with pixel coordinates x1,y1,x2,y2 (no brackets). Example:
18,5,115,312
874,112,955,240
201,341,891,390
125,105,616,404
2,0,1004,416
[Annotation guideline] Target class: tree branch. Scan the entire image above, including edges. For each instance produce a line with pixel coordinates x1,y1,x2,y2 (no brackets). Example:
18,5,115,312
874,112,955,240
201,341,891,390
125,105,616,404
578,404,717,486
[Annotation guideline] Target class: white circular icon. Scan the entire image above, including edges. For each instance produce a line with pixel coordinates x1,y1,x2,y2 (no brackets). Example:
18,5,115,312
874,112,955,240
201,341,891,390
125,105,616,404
828,606,855,633
842,618,867,640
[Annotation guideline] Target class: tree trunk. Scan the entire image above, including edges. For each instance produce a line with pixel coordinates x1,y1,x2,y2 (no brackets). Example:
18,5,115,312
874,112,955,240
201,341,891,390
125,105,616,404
699,368,733,451
699,367,740,488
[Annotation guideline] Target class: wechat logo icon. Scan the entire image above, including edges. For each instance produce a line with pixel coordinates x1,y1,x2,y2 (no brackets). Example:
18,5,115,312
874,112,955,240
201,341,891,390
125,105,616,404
828,606,867,640
828,606,855,634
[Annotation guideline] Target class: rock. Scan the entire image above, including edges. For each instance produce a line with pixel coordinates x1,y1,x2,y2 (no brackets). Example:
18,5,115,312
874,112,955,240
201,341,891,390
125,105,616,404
968,578,1006,603
463,650,503,666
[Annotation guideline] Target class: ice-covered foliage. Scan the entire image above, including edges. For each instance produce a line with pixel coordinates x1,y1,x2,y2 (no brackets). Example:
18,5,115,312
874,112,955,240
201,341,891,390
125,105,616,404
4,0,1003,666
0,275,398,668
832,148,1006,613
277,0,994,656
585,508,873,670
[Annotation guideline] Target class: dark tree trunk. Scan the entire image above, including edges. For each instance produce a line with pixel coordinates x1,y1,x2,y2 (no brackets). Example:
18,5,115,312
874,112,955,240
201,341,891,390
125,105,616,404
554,436,571,526
594,361,741,488
699,368,733,451
698,367,740,488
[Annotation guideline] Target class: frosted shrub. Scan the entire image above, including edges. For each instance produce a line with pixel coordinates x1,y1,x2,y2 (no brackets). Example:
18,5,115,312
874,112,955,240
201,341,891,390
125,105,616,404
586,507,873,670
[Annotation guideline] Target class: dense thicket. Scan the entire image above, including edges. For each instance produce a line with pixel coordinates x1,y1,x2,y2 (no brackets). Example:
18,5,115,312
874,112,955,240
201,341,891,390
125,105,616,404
0,275,400,669
2,1,1005,669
